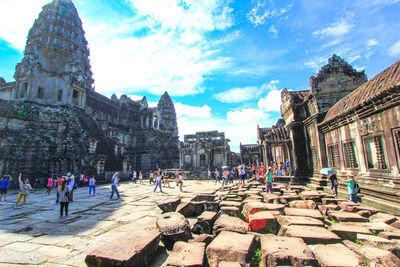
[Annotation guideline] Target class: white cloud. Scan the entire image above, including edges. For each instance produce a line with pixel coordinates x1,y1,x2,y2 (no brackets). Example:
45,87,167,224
257,90,282,112
175,103,211,118
313,19,354,38
367,39,378,46
388,40,400,57
214,80,279,104
246,2,291,26
0,0,48,50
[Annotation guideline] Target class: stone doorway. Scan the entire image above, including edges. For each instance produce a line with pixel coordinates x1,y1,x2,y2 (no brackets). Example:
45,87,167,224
200,154,206,167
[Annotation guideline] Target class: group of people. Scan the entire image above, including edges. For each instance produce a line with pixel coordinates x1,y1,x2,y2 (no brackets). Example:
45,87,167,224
132,169,185,193
209,165,248,186
325,173,360,203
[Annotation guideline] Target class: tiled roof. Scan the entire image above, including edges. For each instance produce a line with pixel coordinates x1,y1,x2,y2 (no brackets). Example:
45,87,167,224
323,60,400,123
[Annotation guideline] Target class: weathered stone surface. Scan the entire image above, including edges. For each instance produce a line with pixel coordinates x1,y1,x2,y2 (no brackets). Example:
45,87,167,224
217,261,242,267
242,201,267,220
156,212,192,249
279,225,341,244
318,204,339,215
357,210,372,218
85,229,161,267
220,206,241,217
276,215,324,227
219,201,242,208
278,194,301,204
206,231,256,267
338,201,360,212
248,211,278,234
390,221,400,230
313,243,362,267
328,211,369,222
289,200,317,209
262,193,280,203
356,234,398,249
157,198,182,213
344,240,400,266
189,234,214,246
328,223,371,241
176,202,203,217
299,191,323,202
192,211,218,234
356,204,380,215
322,198,344,205
284,208,324,221
378,231,400,240
370,212,398,224
260,235,317,267
165,241,205,267
213,214,248,235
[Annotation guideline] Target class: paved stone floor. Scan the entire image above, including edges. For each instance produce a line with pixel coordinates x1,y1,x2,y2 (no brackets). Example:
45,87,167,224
0,180,221,266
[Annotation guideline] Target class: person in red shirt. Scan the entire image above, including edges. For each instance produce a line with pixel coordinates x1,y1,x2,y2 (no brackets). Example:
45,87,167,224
46,175,54,195
55,176,64,203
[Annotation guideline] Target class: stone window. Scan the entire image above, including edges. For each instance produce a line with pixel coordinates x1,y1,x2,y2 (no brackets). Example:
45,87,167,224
154,116,159,128
73,89,79,99
19,82,28,98
200,154,206,166
327,144,340,168
184,155,191,163
364,135,387,169
343,141,358,168
57,89,63,101
37,87,45,99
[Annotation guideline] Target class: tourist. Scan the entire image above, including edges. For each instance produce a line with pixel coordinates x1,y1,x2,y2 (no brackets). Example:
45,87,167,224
110,172,120,199
132,170,137,183
84,175,88,186
138,170,143,184
221,169,229,187
252,164,256,176
67,174,76,202
14,173,32,208
164,170,170,188
79,174,84,187
149,171,155,184
207,169,211,181
340,174,358,203
215,168,219,183
0,174,12,201
46,175,53,195
154,171,163,193
265,167,274,193
328,174,339,197
58,179,71,217
55,176,64,203
89,176,96,195
279,162,284,176
228,168,234,184
240,165,246,184
177,172,184,192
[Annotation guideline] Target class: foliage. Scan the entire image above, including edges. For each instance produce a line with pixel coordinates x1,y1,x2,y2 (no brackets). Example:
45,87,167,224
251,248,262,267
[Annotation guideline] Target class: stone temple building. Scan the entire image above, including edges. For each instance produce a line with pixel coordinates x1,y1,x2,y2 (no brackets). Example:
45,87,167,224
179,131,232,170
0,0,179,181
240,143,262,166
257,55,400,212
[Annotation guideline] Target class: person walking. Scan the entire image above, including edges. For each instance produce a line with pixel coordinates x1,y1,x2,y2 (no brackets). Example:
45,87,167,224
89,176,96,195
221,169,229,188
55,176,64,203
177,172,184,192
149,171,155,184
14,173,32,208
110,172,120,200
341,174,358,203
46,175,53,195
207,169,211,181
67,174,76,202
215,168,219,183
328,174,339,197
132,170,137,183
138,170,143,184
164,170,170,188
265,167,274,193
154,171,163,193
58,179,71,217
0,174,12,201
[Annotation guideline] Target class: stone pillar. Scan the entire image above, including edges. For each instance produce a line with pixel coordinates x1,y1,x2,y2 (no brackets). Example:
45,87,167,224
287,121,310,178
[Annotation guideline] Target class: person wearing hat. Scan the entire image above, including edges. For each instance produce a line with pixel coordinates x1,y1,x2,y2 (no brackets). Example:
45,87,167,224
341,174,358,203
265,167,274,193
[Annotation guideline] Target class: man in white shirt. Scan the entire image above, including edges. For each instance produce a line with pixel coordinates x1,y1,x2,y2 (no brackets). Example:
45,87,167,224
110,172,120,199
132,170,137,183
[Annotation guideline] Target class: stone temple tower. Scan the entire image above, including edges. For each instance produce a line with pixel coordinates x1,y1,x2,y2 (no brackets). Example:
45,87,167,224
13,0,93,107
158,91,179,137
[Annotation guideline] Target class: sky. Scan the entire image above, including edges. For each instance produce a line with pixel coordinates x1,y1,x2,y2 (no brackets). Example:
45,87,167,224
0,0,400,152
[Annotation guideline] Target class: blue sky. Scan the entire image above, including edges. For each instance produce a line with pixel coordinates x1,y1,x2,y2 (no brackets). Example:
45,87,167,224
1,0,400,151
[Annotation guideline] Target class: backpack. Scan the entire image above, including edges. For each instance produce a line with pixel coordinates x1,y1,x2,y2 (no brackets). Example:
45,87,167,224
64,190,71,201
73,181,78,190
354,183,360,194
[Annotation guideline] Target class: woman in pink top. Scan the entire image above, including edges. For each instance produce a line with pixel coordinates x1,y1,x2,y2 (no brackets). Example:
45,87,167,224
46,176,54,195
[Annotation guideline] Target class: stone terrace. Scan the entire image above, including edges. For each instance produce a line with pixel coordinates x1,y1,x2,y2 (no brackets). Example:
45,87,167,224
1,179,400,266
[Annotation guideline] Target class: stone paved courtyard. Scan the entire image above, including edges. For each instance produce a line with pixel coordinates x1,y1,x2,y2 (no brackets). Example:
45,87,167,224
0,180,221,266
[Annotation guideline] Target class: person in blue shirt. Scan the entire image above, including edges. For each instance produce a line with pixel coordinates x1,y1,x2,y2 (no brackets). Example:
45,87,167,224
341,174,358,203
110,172,120,199
0,174,12,201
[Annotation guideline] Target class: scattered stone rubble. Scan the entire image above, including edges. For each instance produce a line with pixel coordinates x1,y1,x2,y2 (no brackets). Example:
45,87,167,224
85,180,400,266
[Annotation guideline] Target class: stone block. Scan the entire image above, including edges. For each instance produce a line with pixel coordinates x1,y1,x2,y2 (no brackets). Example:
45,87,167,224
156,212,192,249
378,231,400,240
220,206,241,218
284,208,324,221
289,200,317,209
338,201,360,212
328,211,369,222
357,210,372,218
157,198,182,213
213,214,248,235
165,241,205,267
192,211,218,235
189,234,214,246
277,194,301,205
356,234,398,250
276,215,324,227
318,204,339,215
299,191,323,202
85,229,161,267
260,235,317,267
328,223,371,241
370,212,398,224
391,221,400,230
344,240,400,266
218,261,242,267
206,231,256,267
192,194,216,202
248,211,278,234
279,225,341,244
219,200,242,208
313,243,362,267
262,193,280,203
242,201,267,220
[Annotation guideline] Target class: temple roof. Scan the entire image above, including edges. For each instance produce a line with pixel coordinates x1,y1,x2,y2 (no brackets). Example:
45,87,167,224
323,60,400,123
